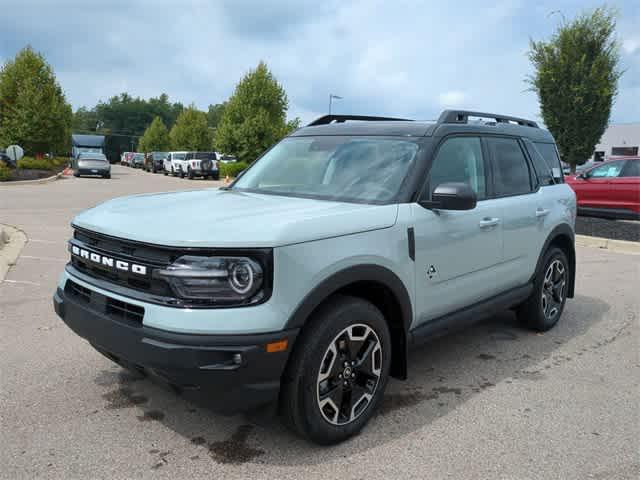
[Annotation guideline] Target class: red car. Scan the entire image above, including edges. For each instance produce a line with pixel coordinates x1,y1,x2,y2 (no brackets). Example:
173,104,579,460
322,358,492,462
565,156,640,219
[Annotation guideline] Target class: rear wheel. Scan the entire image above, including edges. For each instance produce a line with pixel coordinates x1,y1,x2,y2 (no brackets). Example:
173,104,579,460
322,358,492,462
517,247,569,331
280,295,391,445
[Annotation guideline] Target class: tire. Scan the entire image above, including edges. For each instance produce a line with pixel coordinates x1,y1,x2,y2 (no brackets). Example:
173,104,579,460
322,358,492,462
171,167,175,177
213,172,220,180
103,173,111,179
163,170,168,176
188,168,194,180
280,295,391,445
516,247,569,331
73,172,80,177
180,168,185,179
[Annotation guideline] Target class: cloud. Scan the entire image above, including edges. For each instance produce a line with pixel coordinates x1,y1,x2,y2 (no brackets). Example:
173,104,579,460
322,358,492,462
622,36,640,55
438,91,467,108
1,0,638,124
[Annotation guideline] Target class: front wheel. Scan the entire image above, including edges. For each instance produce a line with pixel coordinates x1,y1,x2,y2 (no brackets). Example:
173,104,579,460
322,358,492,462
179,168,185,178
280,295,391,445
188,168,194,180
517,247,569,331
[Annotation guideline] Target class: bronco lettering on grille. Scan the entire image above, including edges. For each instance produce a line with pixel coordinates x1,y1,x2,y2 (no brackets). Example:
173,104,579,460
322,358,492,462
70,245,148,276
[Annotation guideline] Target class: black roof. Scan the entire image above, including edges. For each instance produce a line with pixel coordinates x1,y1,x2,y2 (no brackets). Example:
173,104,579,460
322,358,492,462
292,110,554,143
72,134,105,147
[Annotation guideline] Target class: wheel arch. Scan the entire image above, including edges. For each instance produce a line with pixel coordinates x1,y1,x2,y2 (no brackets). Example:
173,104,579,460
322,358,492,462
533,224,576,298
285,264,412,380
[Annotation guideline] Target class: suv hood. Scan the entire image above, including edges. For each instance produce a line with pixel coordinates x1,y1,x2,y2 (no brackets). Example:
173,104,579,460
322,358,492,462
72,189,399,247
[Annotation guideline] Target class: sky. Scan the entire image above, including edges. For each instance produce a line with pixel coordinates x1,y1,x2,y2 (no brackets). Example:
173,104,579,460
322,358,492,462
1,0,638,125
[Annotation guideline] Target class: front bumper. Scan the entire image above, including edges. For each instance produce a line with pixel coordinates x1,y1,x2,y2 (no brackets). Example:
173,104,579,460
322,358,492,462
53,285,298,413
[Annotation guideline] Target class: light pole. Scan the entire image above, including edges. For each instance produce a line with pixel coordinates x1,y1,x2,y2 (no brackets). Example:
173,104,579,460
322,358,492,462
328,94,343,115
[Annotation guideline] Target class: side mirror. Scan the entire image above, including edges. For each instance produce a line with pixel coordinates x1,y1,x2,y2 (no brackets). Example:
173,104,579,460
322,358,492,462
419,182,477,211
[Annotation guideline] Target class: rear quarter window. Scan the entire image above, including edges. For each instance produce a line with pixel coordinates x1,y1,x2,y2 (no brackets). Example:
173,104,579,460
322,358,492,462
534,142,564,183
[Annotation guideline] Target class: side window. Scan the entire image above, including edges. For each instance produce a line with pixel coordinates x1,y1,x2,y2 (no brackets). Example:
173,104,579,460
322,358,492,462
421,136,486,201
622,160,640,177
588,161,625,178
534,142,564,183
487,137,533,196
523,139,554,186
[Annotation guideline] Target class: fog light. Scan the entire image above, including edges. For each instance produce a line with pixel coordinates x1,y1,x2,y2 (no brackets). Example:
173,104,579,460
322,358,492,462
233,353,242,365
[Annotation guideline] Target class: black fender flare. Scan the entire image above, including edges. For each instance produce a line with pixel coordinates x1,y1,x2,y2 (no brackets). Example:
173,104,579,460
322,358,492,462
284,264,413,379
532,224,576,298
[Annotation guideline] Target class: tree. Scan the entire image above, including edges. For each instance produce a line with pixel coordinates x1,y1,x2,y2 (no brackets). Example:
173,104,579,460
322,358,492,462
207,102,227,129
528,7,622,173
93,92,183,136
0,46,72,155
72,106,99,132
169,105,210,150
138,116,170,152
215,62,298,162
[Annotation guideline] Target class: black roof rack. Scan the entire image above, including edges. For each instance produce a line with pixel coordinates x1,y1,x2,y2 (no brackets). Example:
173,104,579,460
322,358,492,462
307,114,413,126
438,110,539,128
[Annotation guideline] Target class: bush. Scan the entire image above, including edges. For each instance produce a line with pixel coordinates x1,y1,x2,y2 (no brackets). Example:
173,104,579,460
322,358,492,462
220,161,248,179
0,160,11,181
17,157,58,170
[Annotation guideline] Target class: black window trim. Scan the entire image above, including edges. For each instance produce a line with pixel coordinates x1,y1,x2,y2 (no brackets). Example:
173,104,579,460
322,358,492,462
416,133,492,203
484,134,539,199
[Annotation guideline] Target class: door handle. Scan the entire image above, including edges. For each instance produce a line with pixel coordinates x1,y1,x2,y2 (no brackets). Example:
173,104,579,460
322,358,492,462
479,217,500,228
535,208,550,218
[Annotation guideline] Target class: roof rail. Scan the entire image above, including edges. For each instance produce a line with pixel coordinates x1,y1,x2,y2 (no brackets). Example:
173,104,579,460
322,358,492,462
307,114,413,126
438,110,539,128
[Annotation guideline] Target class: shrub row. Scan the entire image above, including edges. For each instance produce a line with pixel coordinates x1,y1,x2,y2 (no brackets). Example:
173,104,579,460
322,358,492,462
0,161,11,181
219,161,248,178
17,156,69,170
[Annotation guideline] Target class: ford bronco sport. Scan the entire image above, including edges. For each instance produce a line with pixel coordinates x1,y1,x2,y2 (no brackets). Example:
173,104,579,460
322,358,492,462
53,110,576,445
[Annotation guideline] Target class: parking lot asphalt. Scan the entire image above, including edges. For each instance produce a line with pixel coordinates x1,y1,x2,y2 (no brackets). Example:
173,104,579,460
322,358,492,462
1,165,639,479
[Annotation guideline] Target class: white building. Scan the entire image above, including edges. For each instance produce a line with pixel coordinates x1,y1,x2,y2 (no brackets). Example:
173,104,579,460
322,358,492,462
592,123,640,161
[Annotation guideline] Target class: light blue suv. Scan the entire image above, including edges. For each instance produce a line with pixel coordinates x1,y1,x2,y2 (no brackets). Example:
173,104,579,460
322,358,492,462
53,110,576,444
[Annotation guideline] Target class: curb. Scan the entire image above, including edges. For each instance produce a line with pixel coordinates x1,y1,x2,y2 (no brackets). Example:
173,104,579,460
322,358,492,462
576,234,640,255
0,171,64,186
0,224,28,281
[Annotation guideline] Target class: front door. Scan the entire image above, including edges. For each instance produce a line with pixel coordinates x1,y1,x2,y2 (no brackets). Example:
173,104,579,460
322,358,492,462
412,136,503,326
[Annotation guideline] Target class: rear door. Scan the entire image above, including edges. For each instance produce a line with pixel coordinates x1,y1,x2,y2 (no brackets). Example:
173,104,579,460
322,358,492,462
485,136,546,287
412,135,504,324
612,159,640,215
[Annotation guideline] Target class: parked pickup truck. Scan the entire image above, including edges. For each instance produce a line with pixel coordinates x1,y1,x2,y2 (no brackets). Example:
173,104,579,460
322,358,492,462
53,110,576,445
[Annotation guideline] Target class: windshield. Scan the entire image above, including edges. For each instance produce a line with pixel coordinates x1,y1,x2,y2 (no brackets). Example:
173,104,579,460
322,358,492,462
152,152,168,159
232,136,419,203
173,153,186,160
134,154,144,159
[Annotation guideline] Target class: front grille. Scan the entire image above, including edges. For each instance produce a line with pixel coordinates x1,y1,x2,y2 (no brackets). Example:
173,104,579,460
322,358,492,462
71,228,173,296
65,279,144,325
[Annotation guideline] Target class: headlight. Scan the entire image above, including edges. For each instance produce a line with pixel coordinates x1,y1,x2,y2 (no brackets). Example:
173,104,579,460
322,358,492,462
154,256,264,305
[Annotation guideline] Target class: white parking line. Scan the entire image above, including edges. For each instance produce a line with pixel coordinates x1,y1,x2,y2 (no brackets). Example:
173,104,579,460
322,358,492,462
2,279,42,286
28,239,61,244
19,255,67,262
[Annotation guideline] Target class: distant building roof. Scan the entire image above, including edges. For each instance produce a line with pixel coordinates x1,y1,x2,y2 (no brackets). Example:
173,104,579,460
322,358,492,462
71,134,105,147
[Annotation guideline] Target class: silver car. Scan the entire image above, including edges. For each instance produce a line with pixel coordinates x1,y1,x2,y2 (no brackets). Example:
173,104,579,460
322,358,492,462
73,153,111,179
